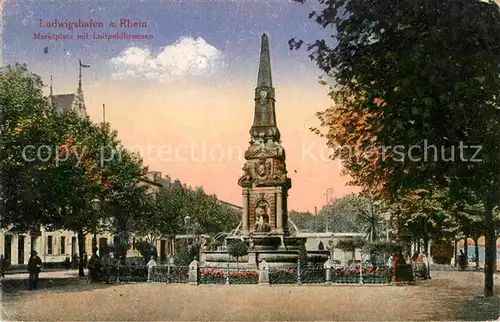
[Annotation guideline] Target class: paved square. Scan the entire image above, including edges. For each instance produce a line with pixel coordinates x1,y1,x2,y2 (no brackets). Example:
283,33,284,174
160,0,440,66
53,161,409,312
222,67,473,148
1,271,499,321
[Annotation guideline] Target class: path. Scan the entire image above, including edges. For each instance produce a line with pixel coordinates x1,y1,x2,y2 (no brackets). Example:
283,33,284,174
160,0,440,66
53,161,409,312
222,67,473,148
1,271,499,321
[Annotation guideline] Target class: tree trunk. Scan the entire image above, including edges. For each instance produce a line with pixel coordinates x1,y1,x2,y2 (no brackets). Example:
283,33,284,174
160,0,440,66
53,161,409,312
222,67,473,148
423,237,429,257
453,239,458,267
77,229,85,277
474,237,480,270
463,236,468,268
483,199,495,297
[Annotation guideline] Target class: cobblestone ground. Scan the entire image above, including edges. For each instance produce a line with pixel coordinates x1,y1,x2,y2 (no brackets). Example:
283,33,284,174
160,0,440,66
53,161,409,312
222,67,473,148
1,271,499,321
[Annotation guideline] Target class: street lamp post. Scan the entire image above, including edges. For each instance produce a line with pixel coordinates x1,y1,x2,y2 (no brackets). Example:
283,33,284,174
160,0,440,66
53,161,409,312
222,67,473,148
184,216,191,255
324,188,334,233
91,199,100,256
226,245,230,285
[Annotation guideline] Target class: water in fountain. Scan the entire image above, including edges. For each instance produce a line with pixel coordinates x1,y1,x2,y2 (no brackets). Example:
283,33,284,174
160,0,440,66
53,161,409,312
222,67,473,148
287,218,301,236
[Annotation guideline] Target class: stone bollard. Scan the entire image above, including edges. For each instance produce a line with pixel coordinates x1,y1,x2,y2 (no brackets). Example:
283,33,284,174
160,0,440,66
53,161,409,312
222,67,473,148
188,259,199,285
147,257,157,283
297,258,302,285
324,256,334,285
259,260,270,286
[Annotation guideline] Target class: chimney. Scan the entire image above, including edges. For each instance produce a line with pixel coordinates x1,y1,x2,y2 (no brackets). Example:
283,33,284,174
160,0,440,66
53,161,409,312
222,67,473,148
314,206,317,215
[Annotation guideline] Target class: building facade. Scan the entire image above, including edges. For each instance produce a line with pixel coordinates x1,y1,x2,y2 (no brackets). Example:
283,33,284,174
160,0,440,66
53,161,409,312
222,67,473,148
0,171,242,267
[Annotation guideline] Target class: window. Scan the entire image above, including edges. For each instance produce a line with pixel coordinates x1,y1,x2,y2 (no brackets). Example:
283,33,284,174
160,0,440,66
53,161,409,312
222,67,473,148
31,236,37,252
60,236,66,255
47,236,53,255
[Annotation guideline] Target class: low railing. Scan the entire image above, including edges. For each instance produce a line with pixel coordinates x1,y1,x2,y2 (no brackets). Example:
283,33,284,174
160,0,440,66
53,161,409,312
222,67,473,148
199,268,259,284
86,261,398,285
150,266,190,283
89,264,190,284
269,267,298,284
229,269,259,284
95,264,147,283
199,268,227,284
300,265,326,284
331,265,392,284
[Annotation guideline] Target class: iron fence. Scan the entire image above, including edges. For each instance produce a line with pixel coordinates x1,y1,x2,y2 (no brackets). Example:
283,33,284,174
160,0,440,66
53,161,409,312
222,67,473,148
199,267,227,284
300,265,326,284
199,267,259,284
330,265,392,284
269,266,298,285
150,265,190,283
88,264,190,283
85,261,398,285
228,268,258,284
109,264,148,283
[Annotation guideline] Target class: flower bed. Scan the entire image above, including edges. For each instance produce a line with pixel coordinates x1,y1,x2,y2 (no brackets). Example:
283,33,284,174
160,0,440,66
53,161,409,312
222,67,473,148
269,268,297,284
229,270,258,284
168,266,190,283
200,268,227,284
200,268,259,284
331,266,391,284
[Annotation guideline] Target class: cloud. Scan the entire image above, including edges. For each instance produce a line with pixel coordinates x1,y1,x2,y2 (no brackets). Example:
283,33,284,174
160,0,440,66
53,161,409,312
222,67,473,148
109,36,225,82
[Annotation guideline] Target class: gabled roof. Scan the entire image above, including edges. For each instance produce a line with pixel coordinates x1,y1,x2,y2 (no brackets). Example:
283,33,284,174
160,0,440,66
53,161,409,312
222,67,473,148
217,199,243,211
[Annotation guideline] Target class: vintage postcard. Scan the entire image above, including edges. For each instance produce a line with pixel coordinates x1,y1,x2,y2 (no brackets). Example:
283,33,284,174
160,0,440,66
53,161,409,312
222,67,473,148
1,0,500,321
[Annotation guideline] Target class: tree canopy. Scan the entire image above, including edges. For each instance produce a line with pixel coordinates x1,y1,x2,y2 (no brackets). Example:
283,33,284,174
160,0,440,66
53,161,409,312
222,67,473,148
292,0,500,296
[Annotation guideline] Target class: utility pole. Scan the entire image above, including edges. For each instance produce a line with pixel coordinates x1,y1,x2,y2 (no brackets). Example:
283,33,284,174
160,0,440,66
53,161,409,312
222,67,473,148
324,188,334,205
324,188,334,233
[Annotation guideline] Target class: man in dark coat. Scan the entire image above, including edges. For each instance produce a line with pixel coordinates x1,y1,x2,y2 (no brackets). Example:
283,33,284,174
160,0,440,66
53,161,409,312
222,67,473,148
28,250,42,290
0,254,5,278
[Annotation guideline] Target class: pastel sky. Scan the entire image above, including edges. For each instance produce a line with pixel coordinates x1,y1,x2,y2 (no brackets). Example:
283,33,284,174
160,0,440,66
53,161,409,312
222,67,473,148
1,0,359,212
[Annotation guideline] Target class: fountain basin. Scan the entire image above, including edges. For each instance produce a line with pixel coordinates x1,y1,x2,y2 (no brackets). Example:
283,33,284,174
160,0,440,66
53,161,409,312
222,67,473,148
306,250,330,263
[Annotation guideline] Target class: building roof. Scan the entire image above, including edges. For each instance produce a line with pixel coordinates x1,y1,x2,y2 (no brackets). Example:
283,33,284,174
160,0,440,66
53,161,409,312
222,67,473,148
51,94,76,114
141,171,242,210
217,199,243,210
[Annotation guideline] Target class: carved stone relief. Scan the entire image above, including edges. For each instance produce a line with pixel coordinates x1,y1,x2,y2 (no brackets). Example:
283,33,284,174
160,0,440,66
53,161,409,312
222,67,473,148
254,199,271,233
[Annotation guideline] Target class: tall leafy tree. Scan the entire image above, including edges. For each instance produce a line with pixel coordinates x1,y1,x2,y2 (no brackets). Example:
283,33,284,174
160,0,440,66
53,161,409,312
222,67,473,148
133,183,186,244
105,147,149,260
288,210,315,232
44,111,112,276
321,194,366,233
292,0,500,296
0,63,58,230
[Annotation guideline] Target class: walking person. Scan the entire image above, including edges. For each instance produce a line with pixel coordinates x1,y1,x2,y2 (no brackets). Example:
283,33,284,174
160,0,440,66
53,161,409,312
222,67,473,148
458,249,466,270
28,251,42,290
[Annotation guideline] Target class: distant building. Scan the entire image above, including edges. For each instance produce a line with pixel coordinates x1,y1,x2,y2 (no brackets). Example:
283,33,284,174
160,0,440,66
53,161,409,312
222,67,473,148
0,170,243,268
48,61,88,118
296,232,366,265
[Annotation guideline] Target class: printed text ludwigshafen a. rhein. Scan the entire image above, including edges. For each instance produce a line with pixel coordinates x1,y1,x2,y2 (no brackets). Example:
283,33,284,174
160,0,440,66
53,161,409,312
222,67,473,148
38,18,148,30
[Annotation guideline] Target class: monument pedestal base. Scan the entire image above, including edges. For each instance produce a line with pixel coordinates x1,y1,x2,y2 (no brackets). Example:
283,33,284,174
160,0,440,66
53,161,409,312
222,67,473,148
200,235,312,269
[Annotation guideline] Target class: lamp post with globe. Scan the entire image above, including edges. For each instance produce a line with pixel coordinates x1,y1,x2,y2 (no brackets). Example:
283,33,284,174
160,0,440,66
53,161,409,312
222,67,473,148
184,215,191,254
90,198,101,256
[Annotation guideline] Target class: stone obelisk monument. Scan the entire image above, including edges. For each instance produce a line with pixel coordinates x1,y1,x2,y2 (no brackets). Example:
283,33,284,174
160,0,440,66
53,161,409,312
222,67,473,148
200,34,310,269
237,33,291,237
